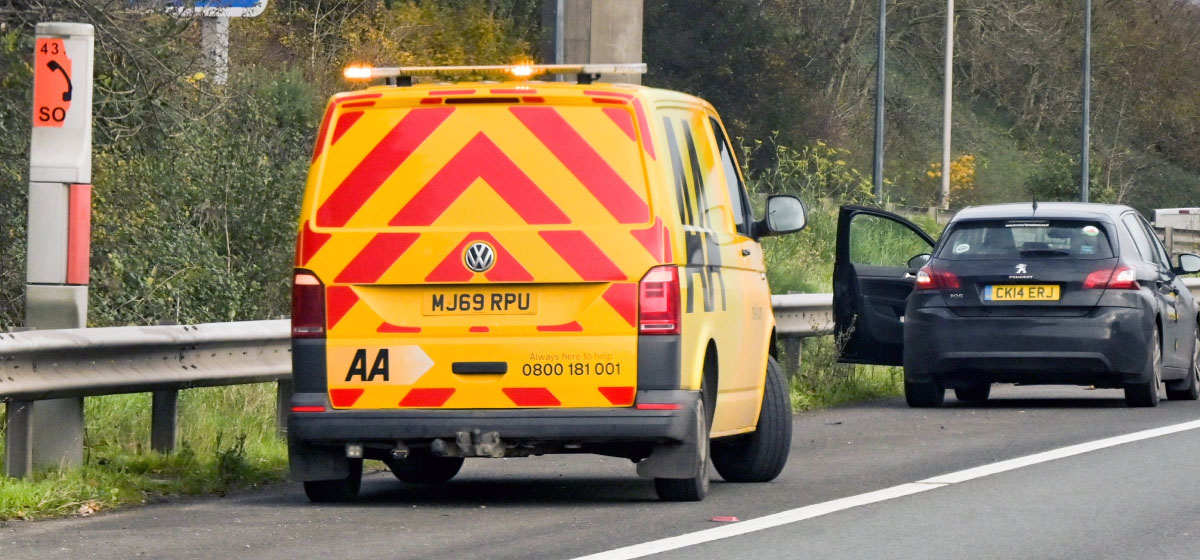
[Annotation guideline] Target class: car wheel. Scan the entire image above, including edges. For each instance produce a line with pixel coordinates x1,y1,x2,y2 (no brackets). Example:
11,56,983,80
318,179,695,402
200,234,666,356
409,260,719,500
387,452,464,484
954,382,991,403
654,398,710,502
711,356,792,483
1166,330,1200,401
1125,328,1163,408
303,458,363,502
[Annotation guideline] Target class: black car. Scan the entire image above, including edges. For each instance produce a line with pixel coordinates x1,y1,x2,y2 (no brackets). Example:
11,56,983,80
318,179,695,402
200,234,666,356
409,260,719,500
833,203,1200,408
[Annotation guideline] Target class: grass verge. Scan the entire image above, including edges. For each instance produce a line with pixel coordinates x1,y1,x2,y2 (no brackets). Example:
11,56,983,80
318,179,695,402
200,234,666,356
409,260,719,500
0,384,287,521
782,336,904,411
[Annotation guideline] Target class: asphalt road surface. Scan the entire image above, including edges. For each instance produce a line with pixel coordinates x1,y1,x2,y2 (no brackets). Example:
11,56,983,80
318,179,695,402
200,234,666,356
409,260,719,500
6,385,1200,560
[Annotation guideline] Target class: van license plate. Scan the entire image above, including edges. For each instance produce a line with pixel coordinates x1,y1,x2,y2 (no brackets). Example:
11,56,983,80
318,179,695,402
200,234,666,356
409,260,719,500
984,285,1060,301
423,292,538,315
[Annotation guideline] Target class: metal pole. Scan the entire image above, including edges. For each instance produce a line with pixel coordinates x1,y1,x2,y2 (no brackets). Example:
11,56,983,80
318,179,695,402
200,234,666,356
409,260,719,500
872,0,887,203
939,0,954,210
555,0,564,65
1081,0,1091,202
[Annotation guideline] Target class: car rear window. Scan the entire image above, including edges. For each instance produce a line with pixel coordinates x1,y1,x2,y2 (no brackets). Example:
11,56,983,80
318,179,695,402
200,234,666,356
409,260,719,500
937,220,1114,260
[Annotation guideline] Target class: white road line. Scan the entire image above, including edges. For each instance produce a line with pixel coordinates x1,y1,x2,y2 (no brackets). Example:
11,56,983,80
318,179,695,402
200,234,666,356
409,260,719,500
572,418,1200,560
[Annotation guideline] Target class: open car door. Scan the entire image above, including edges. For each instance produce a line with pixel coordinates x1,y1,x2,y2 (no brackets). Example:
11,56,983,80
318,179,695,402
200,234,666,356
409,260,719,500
833,206,936,365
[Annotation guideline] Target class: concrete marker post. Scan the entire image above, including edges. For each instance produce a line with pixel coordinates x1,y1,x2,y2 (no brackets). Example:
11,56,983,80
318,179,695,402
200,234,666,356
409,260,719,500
21,22,94,476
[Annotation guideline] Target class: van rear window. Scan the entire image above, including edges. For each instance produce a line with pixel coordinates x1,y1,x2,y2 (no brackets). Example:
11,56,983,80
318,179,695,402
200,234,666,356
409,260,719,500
938,220,1113,260
312,104,651,229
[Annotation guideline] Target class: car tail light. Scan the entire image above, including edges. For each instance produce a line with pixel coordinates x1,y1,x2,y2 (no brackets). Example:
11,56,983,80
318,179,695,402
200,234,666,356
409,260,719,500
1084,265,1139,290
292,270,326,338
914,265,960,290
638,266,680,335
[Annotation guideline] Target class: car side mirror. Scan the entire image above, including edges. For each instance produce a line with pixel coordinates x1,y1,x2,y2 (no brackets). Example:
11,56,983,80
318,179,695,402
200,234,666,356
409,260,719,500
907,253,931,271
1175,253,1200,275
755,195,807,238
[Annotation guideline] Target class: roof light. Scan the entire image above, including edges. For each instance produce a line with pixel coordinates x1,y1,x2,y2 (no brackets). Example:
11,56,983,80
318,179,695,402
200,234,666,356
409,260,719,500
509,64,536,78
341,63,647,83
343,64,374,80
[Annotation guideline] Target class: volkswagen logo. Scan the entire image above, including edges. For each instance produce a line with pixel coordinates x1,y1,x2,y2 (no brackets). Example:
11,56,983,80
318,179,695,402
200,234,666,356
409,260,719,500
464,242,496,273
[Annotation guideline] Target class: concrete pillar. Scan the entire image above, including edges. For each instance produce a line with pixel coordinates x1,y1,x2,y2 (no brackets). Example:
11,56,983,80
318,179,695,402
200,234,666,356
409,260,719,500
545,0,643,84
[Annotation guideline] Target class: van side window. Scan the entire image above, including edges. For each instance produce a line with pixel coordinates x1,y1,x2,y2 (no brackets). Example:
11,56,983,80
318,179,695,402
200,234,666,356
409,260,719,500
661,112,734,236
709,117,752,237
1122,214,1155,264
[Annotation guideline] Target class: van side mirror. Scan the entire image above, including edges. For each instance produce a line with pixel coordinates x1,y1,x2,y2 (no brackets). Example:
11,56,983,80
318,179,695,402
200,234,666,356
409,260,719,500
1175,253,1200,275
755,195,807,238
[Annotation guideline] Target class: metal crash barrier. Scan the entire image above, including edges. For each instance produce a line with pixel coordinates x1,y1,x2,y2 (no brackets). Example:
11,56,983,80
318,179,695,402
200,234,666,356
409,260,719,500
4,278,1199,477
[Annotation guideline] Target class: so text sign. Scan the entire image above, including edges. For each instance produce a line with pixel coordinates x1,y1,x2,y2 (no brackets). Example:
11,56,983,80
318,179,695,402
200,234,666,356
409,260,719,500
30,23,94,184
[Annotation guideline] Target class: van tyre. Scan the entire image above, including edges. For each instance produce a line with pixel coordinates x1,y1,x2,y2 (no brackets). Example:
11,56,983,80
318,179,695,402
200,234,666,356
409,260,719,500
303,458,362,502
654,398,710,502
1166,330,1200,401
904,376,945,408
711,356,791,483
954,382,990,403
387,452,464,484
1125,328,1163,408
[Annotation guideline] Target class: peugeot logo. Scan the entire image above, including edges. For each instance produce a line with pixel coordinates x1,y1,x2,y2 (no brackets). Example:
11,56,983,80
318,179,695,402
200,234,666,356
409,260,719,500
464,242,496,273
1015,263,1028,274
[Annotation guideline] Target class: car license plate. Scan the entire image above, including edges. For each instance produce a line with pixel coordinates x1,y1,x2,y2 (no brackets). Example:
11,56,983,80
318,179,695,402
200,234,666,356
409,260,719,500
984,284,1060,301
423,291,538,315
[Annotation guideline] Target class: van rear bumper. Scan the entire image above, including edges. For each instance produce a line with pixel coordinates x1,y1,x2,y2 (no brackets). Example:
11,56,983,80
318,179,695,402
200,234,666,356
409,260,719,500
288,389,698,444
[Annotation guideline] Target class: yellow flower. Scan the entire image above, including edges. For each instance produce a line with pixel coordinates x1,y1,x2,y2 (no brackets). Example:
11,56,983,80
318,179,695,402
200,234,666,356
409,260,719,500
192,72,206,81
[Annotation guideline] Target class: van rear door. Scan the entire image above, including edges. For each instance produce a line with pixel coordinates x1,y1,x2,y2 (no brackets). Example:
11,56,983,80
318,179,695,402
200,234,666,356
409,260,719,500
299,89,667,410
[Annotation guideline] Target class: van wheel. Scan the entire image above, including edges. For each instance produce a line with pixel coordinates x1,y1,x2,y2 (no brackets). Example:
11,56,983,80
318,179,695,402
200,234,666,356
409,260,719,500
904,375,944,408
1166,331,1200,401
303,458,362,502
387,452,464,484
654,398,710,502
954,382,990,403
711,356,791,483
1126,329,1163,407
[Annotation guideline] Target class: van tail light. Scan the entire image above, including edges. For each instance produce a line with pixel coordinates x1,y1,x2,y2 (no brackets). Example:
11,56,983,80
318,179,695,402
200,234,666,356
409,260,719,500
638,266,680,335
914,265,960,290
1084,265,1139,290
292,270,326,338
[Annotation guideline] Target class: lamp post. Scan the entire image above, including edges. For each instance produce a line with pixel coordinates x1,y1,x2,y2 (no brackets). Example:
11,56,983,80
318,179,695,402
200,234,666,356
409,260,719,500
939,0,954,210
872,0,886,203
1080,0,1092,202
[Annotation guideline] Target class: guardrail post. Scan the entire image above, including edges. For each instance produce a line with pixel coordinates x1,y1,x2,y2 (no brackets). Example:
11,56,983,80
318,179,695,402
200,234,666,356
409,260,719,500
4,400,34,478
782,338,803,373
276,379,293,437
150,390,178,454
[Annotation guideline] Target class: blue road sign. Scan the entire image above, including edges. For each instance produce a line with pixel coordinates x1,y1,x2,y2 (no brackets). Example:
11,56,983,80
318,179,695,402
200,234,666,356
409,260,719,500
149,0,268,17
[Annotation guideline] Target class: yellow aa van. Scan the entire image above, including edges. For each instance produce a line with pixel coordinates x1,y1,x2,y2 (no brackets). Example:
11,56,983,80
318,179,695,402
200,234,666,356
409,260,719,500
288,63,808,502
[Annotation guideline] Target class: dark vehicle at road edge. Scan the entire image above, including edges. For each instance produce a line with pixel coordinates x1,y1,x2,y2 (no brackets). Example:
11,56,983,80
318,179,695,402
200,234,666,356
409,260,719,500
834,203,1200,408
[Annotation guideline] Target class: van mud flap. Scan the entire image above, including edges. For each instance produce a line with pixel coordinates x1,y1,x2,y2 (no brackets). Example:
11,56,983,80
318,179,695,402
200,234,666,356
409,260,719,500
635,394,702,479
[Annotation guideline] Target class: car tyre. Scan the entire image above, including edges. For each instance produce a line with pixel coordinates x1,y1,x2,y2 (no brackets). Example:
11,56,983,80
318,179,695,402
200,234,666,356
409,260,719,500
1125,328,1163,408
711,356,792,483
954,382,990,403
387,452,464,484
904,375,944,408
303,458,363,503
654,398,710,502
1166,330,1200,401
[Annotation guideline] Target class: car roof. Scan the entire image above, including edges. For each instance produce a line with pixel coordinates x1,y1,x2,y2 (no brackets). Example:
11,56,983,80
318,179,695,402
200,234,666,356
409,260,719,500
950,202,1135,222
